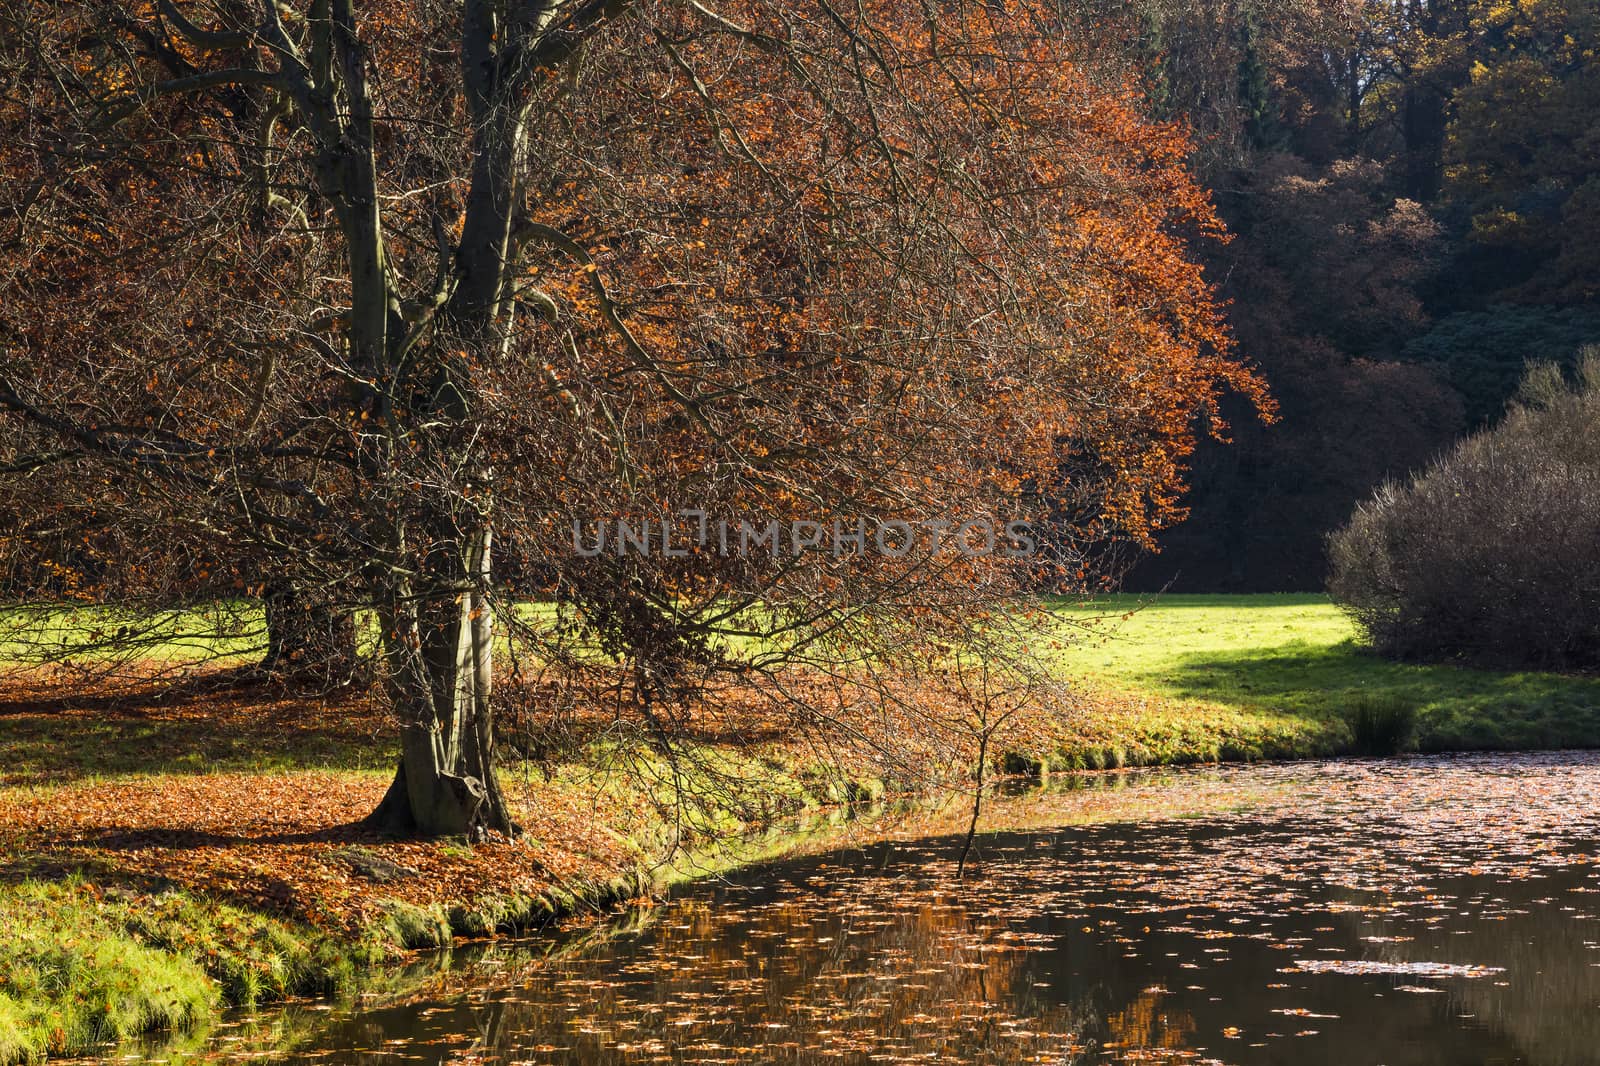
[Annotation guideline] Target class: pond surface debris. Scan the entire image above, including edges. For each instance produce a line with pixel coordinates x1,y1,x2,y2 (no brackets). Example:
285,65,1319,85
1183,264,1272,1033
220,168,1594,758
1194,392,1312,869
87,752,1600,1066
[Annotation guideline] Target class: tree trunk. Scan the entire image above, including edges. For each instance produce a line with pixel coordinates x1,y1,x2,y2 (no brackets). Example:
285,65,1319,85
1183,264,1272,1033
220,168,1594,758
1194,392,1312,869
260,581,359,686
957,729,989,881
1346,52,1362,148
1401,80,1447,201
342,0,523,839
365,525,515,838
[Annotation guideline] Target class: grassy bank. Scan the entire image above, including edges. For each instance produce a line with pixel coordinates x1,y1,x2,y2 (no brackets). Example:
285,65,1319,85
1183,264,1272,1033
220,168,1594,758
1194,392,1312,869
4,593,1600,1060
1042,594,1600,765
0,669,907,1062
0,880,366,1062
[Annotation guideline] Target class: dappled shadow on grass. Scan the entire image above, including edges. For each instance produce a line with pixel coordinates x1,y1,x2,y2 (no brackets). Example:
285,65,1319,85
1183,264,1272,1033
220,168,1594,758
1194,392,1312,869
1152,640,1600,751
0,668,396,785
1045,591,1333,611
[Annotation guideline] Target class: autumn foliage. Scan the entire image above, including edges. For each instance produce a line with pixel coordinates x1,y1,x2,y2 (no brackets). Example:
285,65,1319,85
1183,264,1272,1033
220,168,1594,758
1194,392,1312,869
0,0,1263,834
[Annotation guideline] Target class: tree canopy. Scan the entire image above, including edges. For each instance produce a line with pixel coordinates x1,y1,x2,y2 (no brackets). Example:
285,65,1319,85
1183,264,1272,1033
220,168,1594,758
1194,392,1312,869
0,0,1261,835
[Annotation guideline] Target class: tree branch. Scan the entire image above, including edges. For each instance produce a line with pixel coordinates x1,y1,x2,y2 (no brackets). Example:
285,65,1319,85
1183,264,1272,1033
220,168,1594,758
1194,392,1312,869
156,0,252,50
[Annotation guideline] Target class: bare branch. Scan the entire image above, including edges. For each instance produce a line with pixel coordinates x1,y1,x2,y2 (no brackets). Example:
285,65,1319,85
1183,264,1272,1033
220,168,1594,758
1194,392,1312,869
156,0,252,51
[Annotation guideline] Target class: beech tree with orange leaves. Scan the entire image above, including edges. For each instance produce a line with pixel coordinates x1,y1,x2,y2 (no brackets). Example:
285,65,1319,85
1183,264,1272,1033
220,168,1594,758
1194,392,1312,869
0,0,1264,837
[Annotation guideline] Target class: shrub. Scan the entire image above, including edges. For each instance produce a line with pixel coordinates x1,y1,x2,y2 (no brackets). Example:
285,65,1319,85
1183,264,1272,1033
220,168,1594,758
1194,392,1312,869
1328,351,1600,669
1346,694,1420,755
1400,305,1600,427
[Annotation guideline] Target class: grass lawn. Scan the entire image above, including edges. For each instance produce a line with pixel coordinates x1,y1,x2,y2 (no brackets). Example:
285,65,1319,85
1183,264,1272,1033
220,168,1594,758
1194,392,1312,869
1045,593,1600,761
6,592,1599,779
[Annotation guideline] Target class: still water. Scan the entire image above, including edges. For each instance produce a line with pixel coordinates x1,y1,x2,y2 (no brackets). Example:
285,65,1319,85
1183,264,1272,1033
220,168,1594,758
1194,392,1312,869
180,755,1600,1065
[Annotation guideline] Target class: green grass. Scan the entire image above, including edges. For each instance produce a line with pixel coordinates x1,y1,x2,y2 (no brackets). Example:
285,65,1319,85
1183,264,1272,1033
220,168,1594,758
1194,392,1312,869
0,884,214,1061
0,880,364,1063
0,601,560,671
0,603,269,667
1045,594,1600,758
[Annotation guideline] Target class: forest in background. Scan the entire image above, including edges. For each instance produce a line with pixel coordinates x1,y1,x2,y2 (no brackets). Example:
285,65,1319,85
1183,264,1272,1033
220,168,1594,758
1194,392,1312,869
2,3,1599,1055
1093,0,1600,591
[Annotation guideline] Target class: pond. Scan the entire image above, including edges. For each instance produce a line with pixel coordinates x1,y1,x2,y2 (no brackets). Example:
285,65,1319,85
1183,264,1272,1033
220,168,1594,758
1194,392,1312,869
153,754,1600,1065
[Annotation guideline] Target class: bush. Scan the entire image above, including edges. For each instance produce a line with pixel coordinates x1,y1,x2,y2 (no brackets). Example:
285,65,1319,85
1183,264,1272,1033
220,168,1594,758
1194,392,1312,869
1347,694,1420,755
1329,351,1600,669
1400,305,1600,427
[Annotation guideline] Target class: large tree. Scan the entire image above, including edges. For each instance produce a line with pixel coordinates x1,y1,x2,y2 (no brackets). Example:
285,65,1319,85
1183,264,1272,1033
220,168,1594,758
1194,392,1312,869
1,0,1260,836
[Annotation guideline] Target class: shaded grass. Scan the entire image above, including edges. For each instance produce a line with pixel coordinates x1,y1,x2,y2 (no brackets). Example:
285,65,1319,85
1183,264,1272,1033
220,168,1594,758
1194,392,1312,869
0,677,394,786
1045,594,1600,760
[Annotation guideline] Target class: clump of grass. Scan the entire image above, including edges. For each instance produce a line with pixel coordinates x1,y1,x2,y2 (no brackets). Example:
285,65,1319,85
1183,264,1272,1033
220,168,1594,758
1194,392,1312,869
122,891,362,1003
0,881,216,1063
1347,693,1421,756
375,900,453,951
447,893,539,938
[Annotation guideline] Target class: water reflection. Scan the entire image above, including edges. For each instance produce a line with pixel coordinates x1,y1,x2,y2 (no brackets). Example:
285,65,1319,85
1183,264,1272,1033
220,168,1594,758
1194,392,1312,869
136,755,1600,1065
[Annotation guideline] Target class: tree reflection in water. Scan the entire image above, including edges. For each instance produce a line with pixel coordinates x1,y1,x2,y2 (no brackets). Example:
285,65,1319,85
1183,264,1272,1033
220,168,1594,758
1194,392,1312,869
154,755,1600,1065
